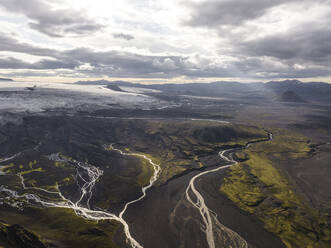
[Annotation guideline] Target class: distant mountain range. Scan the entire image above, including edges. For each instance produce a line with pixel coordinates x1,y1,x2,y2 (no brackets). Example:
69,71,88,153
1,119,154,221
76,79,331,103
265,80,331,102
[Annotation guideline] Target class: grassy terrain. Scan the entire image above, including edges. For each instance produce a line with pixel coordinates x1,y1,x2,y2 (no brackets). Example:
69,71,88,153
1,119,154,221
0,220,47,248
0,206,120,248
0,155,121,247
0,156,75,191
104,120,267,184
137,158,155,187
220,129,330,248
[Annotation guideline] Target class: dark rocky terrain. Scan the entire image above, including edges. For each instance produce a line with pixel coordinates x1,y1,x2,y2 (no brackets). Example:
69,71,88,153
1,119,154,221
277,90,306,102
0,221,47,248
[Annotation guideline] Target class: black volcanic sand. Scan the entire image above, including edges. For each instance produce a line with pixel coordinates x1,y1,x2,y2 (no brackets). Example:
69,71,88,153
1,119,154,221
196,170,286,248
288,110,331,209
282,150,331,212
236,102,331,213
123,169,209,248
124,166,285,248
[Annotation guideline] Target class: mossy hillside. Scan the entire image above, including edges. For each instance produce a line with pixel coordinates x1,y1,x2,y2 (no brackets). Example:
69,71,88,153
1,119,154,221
0,154,77,191
222,164,266,207
0,175,72,210
94,147,157,208
220,129,330,248
250,129,311,160
233,151,249,162
137,158,154,186
0,155,82,209
0,163,15,174
96,121,268,208
0,206,120,248
104,120,267,184
0,221,47,248
155,123,266,183
0,174,24,192
104,145,158,188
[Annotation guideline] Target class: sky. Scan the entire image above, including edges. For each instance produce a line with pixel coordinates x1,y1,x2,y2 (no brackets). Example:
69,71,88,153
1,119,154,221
0,0,331,83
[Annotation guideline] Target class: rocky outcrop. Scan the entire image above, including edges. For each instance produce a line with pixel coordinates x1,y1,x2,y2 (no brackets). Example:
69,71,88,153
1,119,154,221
0,222,47,248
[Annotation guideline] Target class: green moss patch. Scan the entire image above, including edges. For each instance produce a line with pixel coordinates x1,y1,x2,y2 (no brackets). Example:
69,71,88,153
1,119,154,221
221,129,330,248
0,206,120,248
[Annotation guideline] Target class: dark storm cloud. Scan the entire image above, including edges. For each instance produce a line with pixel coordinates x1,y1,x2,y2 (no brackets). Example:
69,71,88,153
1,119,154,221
0,35,56,57
0,57,79,70
185,0,331,65
65,49,238,78
184,0,331,78
0,70,65,78
0,57,30,69
185,0,330,28
113,33,135,41
0,35,195,77
238,26,331,64
185,0,289,27
2,32,331,79
0,0,103,37
232,57,331,79
31,59,79,70
63,48,195,77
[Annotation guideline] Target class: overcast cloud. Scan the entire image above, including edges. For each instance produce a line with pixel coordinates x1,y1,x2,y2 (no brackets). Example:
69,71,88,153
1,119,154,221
185,0,292,27
0,0,103,37
0,0,330,82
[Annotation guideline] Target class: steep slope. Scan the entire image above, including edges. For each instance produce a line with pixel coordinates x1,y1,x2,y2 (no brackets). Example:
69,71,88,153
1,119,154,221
0,222,47,248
